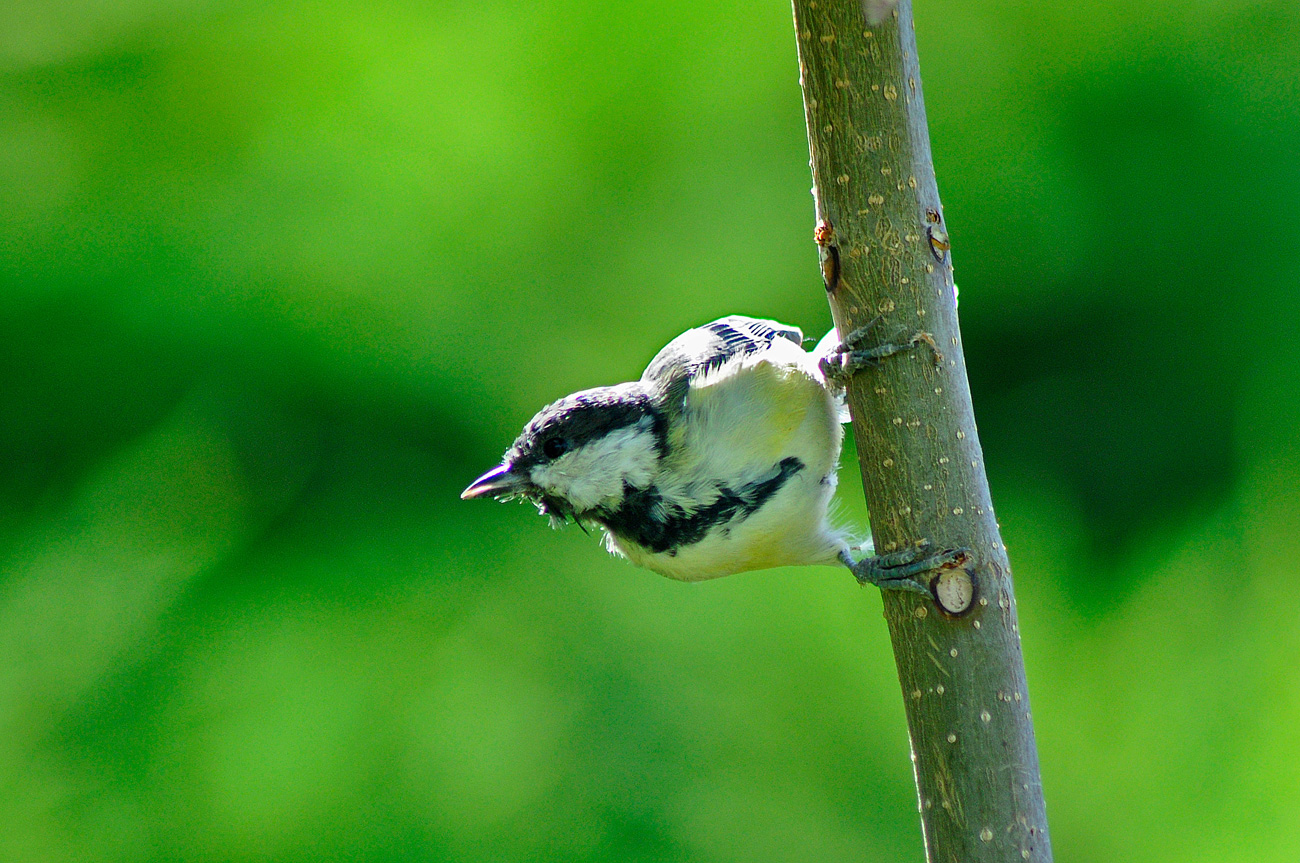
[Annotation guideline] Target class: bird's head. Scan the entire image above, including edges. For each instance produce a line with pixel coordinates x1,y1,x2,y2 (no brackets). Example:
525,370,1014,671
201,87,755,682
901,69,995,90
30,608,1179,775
461,384,665,525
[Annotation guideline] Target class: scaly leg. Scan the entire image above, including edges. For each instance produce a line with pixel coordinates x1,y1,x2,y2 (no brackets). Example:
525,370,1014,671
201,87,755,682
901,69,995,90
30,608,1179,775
840,545,970,595
820,319,939,383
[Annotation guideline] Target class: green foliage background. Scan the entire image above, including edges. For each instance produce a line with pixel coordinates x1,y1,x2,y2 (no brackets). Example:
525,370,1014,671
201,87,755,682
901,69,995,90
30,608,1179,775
2,1,1298,860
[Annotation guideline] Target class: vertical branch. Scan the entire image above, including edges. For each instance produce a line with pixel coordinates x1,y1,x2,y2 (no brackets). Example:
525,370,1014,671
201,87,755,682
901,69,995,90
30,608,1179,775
791,2,1053,861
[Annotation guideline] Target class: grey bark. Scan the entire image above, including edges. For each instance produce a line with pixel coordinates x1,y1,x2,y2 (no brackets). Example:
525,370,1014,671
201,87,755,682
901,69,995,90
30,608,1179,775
790,1,1053,860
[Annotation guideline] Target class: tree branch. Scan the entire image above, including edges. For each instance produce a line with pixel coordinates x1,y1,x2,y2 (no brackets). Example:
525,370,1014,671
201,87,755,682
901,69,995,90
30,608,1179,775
791,1,1053,860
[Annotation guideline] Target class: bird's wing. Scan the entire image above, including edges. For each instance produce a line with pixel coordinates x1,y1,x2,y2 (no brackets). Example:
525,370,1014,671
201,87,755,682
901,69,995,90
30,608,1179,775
637,315,832,486
694,349,830,467
641,316,805,388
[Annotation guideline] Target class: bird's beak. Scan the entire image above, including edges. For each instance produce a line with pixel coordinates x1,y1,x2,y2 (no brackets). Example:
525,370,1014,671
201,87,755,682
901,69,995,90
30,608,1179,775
460,463,529,500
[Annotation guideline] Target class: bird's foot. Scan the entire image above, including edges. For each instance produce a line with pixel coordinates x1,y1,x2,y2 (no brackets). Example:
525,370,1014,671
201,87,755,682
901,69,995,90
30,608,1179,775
841,545,971,595
819,318,941,383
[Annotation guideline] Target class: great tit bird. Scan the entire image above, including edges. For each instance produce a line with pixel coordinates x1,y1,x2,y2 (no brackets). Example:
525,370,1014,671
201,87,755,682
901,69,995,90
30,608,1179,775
461,316,961,592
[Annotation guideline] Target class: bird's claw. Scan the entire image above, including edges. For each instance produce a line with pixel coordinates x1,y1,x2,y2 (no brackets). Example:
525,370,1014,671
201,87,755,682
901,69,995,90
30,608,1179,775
819,318,941,383
841,545,972,595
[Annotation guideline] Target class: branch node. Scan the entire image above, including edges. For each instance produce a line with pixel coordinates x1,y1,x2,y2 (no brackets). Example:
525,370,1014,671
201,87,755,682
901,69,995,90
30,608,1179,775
927,225,951,262
928,550,976,616
816,220,841,292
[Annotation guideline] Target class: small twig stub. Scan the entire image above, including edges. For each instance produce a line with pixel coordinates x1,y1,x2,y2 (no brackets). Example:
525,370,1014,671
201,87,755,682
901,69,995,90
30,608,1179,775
815,220,841,292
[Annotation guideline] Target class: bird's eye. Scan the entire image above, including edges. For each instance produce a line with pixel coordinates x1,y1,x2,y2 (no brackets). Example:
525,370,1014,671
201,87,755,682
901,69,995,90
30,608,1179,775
542,437,568,459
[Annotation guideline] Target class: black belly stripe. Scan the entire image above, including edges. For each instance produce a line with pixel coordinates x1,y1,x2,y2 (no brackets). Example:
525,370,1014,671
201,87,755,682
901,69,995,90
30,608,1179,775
596,457,805,555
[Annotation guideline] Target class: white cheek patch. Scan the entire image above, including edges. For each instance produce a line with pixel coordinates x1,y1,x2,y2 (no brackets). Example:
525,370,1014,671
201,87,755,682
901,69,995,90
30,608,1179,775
528,417,658,511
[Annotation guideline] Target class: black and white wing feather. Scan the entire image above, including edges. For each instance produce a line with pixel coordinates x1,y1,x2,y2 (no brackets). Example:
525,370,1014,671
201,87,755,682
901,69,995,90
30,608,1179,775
641,316,805,389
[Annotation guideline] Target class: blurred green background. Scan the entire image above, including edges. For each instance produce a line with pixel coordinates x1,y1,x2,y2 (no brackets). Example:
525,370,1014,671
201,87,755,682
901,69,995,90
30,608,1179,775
2,0,1298,860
